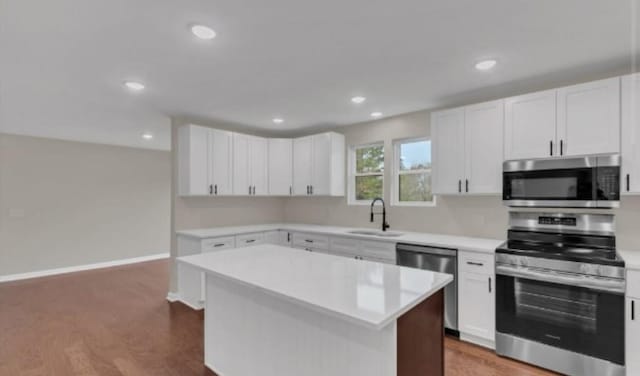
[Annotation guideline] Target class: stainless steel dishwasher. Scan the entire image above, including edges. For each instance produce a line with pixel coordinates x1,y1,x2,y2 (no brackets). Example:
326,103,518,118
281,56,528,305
396,243,458,335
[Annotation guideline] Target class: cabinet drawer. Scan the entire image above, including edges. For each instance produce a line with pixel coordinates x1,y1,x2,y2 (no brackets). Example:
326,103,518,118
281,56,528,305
459,251,494,275
235,232,265,248
293,245,328,254
361,240,395,261
330,237,360,256
628,270,640,299
201,236,236,252
292,233,329,250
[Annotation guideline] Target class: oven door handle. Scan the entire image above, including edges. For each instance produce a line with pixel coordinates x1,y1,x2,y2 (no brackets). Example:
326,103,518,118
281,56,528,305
496,264,626,294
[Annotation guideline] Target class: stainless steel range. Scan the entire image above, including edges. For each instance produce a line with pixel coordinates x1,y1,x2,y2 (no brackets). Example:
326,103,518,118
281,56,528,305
495,212,625,376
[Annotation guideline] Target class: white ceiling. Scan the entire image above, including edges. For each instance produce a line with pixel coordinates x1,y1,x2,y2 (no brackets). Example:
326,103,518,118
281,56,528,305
0,0,637,151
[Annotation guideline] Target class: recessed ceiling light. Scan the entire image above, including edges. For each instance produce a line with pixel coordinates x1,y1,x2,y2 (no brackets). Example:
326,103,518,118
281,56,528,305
142,133,153,140
124,81,145,91
351,96,366,104
272,118,284,124
371,112,383,118
475,59,497,71
191,24,217,40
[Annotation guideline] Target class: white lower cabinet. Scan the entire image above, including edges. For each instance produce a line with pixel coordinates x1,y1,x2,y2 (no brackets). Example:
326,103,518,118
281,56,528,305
458,251,495,349
235,232,265,248
627,270,640,376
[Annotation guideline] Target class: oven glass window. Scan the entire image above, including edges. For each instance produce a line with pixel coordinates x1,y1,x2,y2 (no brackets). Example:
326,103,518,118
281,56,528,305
496,275,625,365
511,177,578,199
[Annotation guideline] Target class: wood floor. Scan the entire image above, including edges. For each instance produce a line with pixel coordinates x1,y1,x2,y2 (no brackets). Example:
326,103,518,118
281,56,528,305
0,259,558,376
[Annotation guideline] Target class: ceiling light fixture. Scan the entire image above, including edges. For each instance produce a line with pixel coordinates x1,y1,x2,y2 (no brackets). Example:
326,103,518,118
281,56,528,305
475,59,497,71
124,81,145,91
351,96,366,104
142,133,153,140
191,24,217,40
371,112,383,118
272,118,284,124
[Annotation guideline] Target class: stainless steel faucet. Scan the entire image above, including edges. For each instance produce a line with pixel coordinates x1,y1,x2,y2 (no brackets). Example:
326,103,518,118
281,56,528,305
370,197,390,232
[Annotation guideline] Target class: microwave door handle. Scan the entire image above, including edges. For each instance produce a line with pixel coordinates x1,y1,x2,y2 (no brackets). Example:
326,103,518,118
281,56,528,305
496,264,626,294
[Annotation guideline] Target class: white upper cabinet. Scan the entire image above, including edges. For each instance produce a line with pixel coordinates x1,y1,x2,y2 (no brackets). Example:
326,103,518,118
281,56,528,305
232,134,268,195
311,133,345,196
268,138,293,196
621,73,640,194
504,89,557,160
432,101,503,196
208,129,233,195
557,77,620,156
293,133,345,196
464,100,504,194
178,124,232,196
432,108,465,195
293,136,313,195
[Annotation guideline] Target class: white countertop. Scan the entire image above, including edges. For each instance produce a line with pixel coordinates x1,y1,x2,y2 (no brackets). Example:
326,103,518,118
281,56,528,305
177,223,504,254
619,249,640,271
178,244,453,330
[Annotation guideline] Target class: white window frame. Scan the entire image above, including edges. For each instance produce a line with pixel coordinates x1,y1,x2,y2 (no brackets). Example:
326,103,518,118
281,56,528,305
348,142,385,205
392,137,436,207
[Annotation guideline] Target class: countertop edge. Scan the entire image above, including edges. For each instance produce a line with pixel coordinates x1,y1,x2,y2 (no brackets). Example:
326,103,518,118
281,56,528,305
177,254,453,331
176,224,503,254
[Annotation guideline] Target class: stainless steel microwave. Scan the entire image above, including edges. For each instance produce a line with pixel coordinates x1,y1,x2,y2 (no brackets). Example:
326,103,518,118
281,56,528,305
503,154,621,208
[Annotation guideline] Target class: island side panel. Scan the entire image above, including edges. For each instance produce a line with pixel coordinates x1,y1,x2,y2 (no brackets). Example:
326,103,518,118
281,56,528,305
204,274,397,376
397,290,444,376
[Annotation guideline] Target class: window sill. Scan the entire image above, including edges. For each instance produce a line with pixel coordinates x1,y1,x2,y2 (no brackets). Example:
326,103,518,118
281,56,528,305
348,200,377,206
391,201,437,208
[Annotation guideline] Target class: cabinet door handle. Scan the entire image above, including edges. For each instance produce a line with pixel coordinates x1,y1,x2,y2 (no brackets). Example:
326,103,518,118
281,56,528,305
252,186,256,195
550,140,553,156
249,186,252,195
214,243,225,247
560,140,564,156
310,185,313,195
209,184,213,195
289,186,292,195
306,185,310,195
214,184,218,195
458,180,462,193
627,174,631,192
305,248,312,252
465,179,469,193
633,300,636,321
467,261,484,266
488,277,492,293
287,233,291,242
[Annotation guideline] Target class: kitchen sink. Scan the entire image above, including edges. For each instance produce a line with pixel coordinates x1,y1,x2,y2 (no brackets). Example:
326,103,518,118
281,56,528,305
347,230,404,237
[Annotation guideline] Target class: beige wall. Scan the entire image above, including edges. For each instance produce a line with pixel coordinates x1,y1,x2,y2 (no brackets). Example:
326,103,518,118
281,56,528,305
0,133,171,277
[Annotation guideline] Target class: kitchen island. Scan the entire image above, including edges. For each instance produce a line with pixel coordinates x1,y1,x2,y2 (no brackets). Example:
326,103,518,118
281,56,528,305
178,244,453,376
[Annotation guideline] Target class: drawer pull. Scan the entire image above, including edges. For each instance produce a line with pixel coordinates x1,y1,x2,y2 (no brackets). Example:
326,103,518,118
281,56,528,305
246,239,255,243
305,248,313,252
467,261,484,266
214,243,225,247
305,239,314,243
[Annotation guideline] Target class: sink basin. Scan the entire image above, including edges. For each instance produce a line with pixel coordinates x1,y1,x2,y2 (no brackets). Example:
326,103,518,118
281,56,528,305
348,230,404,237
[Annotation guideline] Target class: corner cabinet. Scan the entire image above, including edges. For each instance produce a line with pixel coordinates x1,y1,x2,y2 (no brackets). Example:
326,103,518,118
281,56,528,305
178,124,233,196
178,125,345,197
622,73,640,194
293,132,345,196
432,100,504,195
268,139,293,196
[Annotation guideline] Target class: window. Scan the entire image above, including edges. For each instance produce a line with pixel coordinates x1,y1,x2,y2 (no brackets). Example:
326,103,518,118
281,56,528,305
349,143,384,204
393,139,434,205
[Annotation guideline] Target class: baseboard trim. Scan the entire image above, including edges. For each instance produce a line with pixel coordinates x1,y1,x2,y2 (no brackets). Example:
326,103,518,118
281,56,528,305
165,292,204,310
460,332,495,350
0,253,170,283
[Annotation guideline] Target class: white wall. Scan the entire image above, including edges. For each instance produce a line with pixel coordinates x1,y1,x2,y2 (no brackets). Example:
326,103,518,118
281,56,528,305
0,133,171,277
